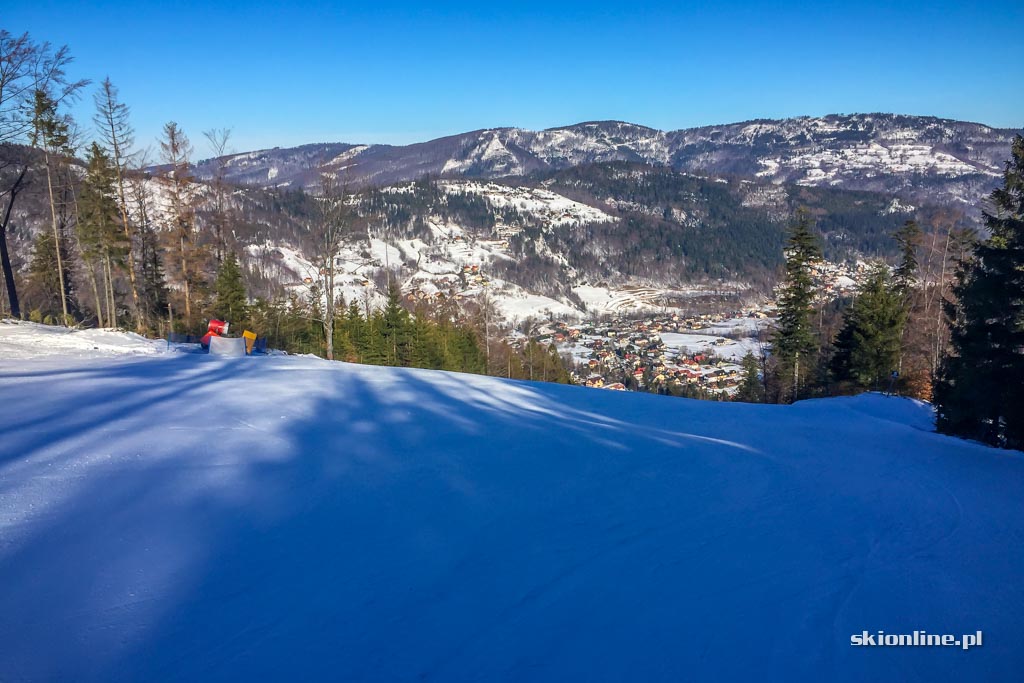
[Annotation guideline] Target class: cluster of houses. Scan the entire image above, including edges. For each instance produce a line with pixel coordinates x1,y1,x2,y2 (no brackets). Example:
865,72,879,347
805,259,867,298
495,224,522,239
548,309,770,343
460,264,491,286
543,259,867,396
574,351,745,395
568,333,744,396
534,310,772,397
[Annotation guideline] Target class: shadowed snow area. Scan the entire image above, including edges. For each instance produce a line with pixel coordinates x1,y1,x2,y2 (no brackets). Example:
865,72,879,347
0,323,1022,681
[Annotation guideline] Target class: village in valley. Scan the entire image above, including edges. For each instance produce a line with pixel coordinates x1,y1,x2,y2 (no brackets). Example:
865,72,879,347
507,257,872,398
552,309,770,396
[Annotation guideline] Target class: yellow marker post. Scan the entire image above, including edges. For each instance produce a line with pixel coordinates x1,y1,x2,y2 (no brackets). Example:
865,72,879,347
242,330,257,355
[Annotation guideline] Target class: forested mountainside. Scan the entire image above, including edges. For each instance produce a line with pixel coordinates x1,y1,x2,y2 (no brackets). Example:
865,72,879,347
358,164,941,288
4,136,967,320
521,163,948,278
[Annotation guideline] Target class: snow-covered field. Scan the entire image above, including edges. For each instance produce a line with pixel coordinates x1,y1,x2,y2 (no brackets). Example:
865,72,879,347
660,332,762,362
1,323,1022,681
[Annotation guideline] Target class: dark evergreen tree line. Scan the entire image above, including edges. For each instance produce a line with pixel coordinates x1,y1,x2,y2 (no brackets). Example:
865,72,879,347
934,136,1024,450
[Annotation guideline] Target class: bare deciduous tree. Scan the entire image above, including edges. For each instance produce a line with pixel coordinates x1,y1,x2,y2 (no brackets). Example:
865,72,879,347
203,127,233,265
159,122,198,327
314,171,349,360
0,31,86,318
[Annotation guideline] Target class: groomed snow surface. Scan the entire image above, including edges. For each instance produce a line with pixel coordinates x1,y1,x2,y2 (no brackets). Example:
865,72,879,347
1,322,1022,681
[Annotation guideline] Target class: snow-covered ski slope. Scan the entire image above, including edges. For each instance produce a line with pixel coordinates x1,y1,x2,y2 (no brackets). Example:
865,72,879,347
1,322,1022,681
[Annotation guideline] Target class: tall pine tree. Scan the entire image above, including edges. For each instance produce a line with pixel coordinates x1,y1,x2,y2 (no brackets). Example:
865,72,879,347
934,136,1024,449
892,220,922,296
77,142,125,327
26,230,76,321
772,210,823,402
831,263,906,390
735,352,764,403
380,282,413,366
214,250,248,325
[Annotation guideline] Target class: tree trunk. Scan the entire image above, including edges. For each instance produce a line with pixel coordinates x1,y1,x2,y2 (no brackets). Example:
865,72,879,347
179,232,191,327
793,352,800,403
324,315,334,360
104,254,116,328
932,227,953,375
324,258,335,361
85,259,103,327
113,168,142,330
1,167,28,319
0,229,17,319
0,163,28,319
43,153,70,324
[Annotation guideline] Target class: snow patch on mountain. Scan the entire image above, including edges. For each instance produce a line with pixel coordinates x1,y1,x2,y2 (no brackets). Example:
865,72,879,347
441,181,615,226
442,131,525,176
777,141,983,187
883,197,916,215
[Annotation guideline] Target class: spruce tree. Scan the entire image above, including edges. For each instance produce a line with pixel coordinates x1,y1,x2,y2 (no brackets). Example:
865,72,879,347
78,142,126,327
772,210,823,402
137,220,169,330
445,324,487,374
214,250,248,325
26,231,76,321
735,352,763,403
544,343,571,383
408,314,444,369
934,136,1024,449
381,282,412,365
890,220,922,381
831,263,906,390
126,168,169,331
892,220,921,296
361,310,391,366
344,301,368,363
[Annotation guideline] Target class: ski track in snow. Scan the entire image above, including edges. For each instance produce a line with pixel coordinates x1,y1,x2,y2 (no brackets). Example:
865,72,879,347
0,323,1022,681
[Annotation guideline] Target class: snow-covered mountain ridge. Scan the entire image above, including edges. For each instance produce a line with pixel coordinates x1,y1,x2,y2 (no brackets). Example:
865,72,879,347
191,114,1020,210
1,322,1021,681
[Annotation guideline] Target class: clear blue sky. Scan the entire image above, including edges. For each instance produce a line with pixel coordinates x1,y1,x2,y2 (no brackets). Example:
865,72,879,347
6,0,1023,157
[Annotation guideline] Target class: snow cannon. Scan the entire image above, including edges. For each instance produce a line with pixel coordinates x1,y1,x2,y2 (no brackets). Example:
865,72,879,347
200,319,230,348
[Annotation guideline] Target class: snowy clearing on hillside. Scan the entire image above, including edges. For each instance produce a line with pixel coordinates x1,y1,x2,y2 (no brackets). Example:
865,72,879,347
490,290,581,321
2,323,1021,681
441,181,616,226
659,332,762,361
690,315,771,337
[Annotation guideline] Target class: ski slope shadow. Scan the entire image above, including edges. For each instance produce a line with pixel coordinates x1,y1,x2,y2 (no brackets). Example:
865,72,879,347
0,359,781,681
0,355,264,468
1,358,1023,681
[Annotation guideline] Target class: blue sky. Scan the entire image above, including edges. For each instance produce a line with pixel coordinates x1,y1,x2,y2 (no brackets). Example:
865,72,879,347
7,0,1023,156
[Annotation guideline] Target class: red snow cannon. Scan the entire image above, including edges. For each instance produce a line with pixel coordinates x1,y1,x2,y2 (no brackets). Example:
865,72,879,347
200,319,230,348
